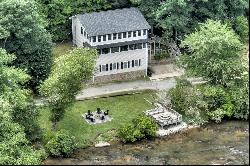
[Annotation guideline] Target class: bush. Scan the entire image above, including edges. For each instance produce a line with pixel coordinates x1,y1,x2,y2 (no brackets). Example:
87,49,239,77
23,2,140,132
45,130,76,157
118,115,158,143
234,16,249,43
154,52,170,60
169,78,209,125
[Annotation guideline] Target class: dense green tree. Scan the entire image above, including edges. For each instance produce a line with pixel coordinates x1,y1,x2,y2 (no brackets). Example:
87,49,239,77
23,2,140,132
0,110,43,165
130,0,161,26
0,49,44,164
37,0,112,41
0,49,41,141
179,19,245,86
39,48,96,130
154,0,194,41
234,16,249,42
0,0,53,91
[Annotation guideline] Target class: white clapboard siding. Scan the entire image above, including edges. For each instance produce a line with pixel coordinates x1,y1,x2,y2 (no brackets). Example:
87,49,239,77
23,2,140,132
95,48,148,76
72,18,91,47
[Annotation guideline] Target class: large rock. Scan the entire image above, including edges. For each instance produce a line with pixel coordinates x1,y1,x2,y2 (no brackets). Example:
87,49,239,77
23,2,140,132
95,141,110,148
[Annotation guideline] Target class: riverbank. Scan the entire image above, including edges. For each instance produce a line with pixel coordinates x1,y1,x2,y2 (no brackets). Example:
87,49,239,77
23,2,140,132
43,120,249,165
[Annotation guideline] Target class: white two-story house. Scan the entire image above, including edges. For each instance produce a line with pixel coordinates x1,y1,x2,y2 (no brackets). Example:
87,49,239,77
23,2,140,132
71,7,151,83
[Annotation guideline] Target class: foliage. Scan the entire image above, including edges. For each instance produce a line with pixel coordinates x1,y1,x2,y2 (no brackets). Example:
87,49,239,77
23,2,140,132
0,102,42,165
154,52,170,60
118,114,158,143
169,78,209,125
39,47,96,130
234,16,249,43
36,0,112,41
200,77,249,122
45,130,76,157
0,49,41,141
179,20,245,86
0,0,53,91
154,0,193,41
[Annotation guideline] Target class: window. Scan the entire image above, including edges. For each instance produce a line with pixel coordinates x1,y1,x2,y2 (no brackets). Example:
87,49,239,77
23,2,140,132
84,31,86,37
128,61,130,68
113,33,117,40
139,59,141,66
121,62,124,69
102,65,106,71
99,65,101,72
102,48,110,54
81,27,83,34
110,63,112,70
122,32,126,38
138,30,141,36
124,61,128,68
103,35,106,41
98,35,102,42
93,36,96,42
111,47,119,53
133,31,137,37
135,60,138,66
134,43,142,50
132,60,134,67
97,49,101,54
129,44,134,50
118,33,122,39
113,63,117,69
128,31,132,38
108,34,111,40
143,29,146,35
120,45,128,52
143,43,146,48
117,62,119,69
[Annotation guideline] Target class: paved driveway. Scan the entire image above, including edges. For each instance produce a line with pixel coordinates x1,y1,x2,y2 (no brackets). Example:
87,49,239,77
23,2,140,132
76,78,176,100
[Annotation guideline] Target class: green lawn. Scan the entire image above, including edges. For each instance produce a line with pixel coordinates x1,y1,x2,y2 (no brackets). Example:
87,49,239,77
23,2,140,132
38,90,156,148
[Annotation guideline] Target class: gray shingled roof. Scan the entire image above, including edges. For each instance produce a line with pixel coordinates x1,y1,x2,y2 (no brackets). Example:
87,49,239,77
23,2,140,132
76,7,151,36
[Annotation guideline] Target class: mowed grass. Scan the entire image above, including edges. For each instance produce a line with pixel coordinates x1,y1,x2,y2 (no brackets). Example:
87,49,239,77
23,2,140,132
38,90,156,148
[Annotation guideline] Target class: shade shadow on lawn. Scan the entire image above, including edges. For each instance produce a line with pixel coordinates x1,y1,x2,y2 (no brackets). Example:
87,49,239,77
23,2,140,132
39,91,156,148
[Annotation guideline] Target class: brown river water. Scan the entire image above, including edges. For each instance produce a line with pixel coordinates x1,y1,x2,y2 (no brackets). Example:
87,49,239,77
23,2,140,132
43,120,249,165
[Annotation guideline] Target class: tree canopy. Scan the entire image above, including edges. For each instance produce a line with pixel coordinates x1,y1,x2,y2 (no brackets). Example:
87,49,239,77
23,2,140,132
40,47,97,130
0,0,53,91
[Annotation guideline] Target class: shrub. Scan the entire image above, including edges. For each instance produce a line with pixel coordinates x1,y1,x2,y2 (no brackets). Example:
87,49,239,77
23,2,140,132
118,115,158,143
154,52,170,60
45,130,76,157
169,78,209,125
234,16,249,43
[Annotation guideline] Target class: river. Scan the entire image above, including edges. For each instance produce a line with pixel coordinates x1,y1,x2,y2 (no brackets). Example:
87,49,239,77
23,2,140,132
43,120,249,165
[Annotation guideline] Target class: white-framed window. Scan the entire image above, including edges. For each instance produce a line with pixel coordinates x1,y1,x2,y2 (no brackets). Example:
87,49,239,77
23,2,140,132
101,65,106,71
135,60,138,66
138,30,141,36
143,29,146,35
103,35,106,41
118,33,122,39
108,34,111,40
133,31,137,37
128,31,132,38
113,33,117,40
113,63,117,69
124,61,128,69
93,36,96,42
120,45,128,52
122,32,126,38
98,35,102,42
143,43,146,48
111,47,119,53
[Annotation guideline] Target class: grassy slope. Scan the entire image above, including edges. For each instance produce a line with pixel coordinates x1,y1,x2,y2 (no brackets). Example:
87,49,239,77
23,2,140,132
52,42,74,58
38,91,156,148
